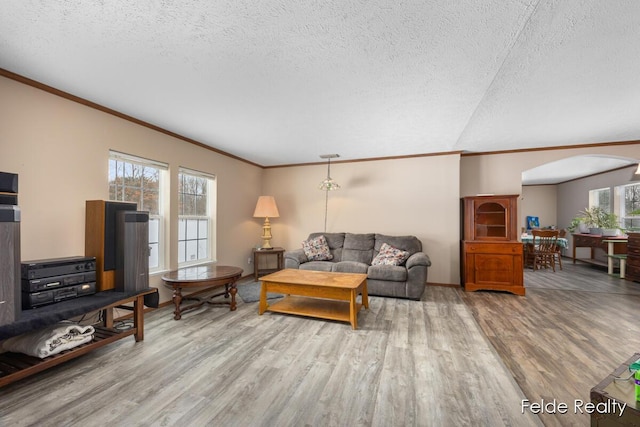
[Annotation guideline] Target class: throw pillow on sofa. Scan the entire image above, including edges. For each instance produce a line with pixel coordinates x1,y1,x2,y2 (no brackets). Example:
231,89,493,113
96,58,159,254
371,242,410,266
302,235,334,261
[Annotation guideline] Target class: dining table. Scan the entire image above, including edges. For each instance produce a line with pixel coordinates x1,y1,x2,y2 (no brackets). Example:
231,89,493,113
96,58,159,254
521,234,569,248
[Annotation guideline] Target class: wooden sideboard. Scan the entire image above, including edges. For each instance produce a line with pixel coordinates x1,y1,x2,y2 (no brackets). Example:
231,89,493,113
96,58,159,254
572,233,627,268
462,241,524,295
626,232,640,282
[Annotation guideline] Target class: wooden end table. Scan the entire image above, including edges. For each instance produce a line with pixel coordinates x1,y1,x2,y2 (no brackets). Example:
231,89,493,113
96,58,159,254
162,264,243,320
253,247,284,280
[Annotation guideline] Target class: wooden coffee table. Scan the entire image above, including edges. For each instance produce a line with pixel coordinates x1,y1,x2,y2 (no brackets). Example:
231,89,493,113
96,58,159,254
162,264,243,320
258,269,369,329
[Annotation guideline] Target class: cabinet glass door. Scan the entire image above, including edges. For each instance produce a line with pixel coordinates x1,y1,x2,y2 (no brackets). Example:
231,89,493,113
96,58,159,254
475,202,507,238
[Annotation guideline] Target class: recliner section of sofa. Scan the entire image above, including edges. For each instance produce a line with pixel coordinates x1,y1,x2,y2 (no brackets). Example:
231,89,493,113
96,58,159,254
284,232,431,300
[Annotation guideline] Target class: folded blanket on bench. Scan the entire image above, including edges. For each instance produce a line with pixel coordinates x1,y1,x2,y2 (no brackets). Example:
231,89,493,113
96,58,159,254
1,320,95,358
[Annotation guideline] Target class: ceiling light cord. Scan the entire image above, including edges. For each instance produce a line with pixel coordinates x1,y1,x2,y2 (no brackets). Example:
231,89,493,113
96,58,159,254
324,188,329,232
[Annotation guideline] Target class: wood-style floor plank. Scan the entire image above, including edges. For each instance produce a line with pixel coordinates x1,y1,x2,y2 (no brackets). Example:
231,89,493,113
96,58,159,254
462,260,640,427
2,261,636,426
0,282,540,427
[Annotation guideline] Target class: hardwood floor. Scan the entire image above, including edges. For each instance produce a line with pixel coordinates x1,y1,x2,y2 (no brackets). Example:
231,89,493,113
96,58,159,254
0,262,638,426
462,259,640,426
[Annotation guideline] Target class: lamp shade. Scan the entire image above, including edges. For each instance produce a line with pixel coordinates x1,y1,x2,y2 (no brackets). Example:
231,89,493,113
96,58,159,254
253,196,280,218
631,164,640,182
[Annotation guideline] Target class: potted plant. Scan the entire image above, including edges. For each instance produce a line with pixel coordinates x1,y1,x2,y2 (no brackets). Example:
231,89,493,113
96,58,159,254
578,207,620,236
567,216,588,233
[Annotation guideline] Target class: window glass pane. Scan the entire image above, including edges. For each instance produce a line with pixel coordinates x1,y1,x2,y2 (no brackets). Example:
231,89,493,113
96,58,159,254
625,185,640,214
186,241,198,262
149,218,159,243
195,195,207,216
178,219,186,240
123,187,140,207
196,177,206,195
185,194,196,216
178,241,186,263
143,167,158,188
109,154,165,271
149,243,159,269
142,190,159,215
186,219,198,240
198,219,208,239
197,240,208,260
589,188,611,212
178,170,215,266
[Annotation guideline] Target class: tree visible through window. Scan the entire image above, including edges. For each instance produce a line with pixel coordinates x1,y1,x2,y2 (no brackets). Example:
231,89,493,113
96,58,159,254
178,169,215,265
108,151,166,271
617,183,640,229
589,187,611,213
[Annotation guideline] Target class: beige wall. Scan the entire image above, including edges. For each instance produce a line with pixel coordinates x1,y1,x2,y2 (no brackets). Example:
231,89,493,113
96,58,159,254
0,76,264,303
521,186,558,229
263,155,462,285
4,74,640,294
461,145,640,233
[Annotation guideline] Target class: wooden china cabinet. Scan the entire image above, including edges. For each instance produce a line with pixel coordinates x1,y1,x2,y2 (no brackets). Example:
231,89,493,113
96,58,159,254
461,195,524,296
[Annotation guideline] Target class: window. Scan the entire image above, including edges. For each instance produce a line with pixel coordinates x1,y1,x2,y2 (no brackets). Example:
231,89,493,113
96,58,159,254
615,183,640,230
178,168,216,265
108,151,168,272
589,187,611,212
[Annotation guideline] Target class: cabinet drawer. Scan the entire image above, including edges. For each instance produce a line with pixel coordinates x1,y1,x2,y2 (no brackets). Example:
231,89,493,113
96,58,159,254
625,265,640,282
464,242,522,254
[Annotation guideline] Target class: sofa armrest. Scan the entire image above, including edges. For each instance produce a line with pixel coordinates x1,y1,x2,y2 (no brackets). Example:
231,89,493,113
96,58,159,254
406,252,430,299
406,252,431,269
284,249,308,269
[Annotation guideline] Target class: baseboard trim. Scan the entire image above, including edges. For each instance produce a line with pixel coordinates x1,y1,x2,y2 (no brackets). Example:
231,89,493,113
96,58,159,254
426,282,461,288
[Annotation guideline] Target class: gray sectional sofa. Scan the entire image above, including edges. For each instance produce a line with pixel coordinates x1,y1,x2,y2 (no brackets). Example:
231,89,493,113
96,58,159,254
284,232,431,300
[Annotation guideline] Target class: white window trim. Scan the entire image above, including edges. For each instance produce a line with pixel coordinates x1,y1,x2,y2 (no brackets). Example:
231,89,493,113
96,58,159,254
178,167,216,267
109,150,168,273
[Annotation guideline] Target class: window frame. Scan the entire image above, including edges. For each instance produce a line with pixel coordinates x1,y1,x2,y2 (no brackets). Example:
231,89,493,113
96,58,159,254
615,182,640,230
589,187,611,213
108,150,168,273
177,167,216,267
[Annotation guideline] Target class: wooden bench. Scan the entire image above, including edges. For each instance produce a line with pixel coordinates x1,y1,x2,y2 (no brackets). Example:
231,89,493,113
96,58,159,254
0,288,157,388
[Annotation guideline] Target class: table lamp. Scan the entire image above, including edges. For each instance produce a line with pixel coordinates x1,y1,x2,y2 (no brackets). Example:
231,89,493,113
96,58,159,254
253,196,280,249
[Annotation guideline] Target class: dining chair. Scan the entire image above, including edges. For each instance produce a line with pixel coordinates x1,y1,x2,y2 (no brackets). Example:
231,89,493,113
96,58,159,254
554,229,567,270
531,229,560,271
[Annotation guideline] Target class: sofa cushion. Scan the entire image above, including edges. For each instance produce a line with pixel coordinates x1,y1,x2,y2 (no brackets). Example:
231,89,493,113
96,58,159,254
367,264,408,282
342,233,375,264
374,234,422,256
302,235,333,261
371,243,410,266
307,232,344,261
334,261,369,274
300,261,335,272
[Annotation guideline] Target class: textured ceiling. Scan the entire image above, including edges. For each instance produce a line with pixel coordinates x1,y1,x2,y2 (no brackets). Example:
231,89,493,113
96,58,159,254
1,1,639,175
